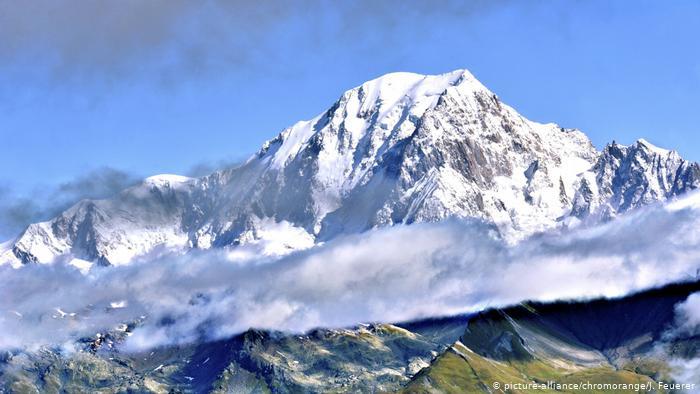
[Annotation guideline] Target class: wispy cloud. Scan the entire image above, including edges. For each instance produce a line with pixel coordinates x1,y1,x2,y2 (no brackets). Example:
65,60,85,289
0,167,139,239
0,0,510,89
3,191,700,351
672,292,700,337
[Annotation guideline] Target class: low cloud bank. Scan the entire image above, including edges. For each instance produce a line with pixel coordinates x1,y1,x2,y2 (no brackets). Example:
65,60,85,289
3,192,700,351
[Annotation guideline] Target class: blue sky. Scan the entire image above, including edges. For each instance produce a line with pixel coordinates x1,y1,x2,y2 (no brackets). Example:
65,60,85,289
1,0,699,195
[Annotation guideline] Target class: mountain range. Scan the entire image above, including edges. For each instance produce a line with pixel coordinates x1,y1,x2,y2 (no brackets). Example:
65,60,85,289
3,279,698,392
2,69,699,269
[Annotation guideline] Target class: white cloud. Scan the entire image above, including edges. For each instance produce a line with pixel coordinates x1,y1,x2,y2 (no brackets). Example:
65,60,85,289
674,292,700,336
663,293,700,391
3,192,700,351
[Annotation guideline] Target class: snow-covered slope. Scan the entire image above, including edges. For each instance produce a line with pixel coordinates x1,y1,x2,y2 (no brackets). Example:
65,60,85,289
2,69,698,267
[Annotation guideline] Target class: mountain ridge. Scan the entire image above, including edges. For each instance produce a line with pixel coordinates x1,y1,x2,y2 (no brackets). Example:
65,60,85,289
2,69,699,269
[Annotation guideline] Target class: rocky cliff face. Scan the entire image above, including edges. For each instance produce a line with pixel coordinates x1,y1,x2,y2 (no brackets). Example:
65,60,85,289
572,139,700,221
2,69,698,267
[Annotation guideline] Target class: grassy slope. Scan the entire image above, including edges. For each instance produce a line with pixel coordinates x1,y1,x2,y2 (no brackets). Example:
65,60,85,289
402,342,660,394
399,283,700,394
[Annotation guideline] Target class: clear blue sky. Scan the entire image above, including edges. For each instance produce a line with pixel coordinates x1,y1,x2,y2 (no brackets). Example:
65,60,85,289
1,0,699,194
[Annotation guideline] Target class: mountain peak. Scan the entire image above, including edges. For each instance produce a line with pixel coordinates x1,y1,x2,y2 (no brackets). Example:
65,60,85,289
634,138,672,156
357,69,476,90
603,138,675,160
143,174,193,187
351,69,486,108
263,69,489,171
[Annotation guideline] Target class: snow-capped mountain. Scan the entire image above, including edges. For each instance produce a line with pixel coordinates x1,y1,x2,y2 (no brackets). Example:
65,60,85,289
2,69,699,268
